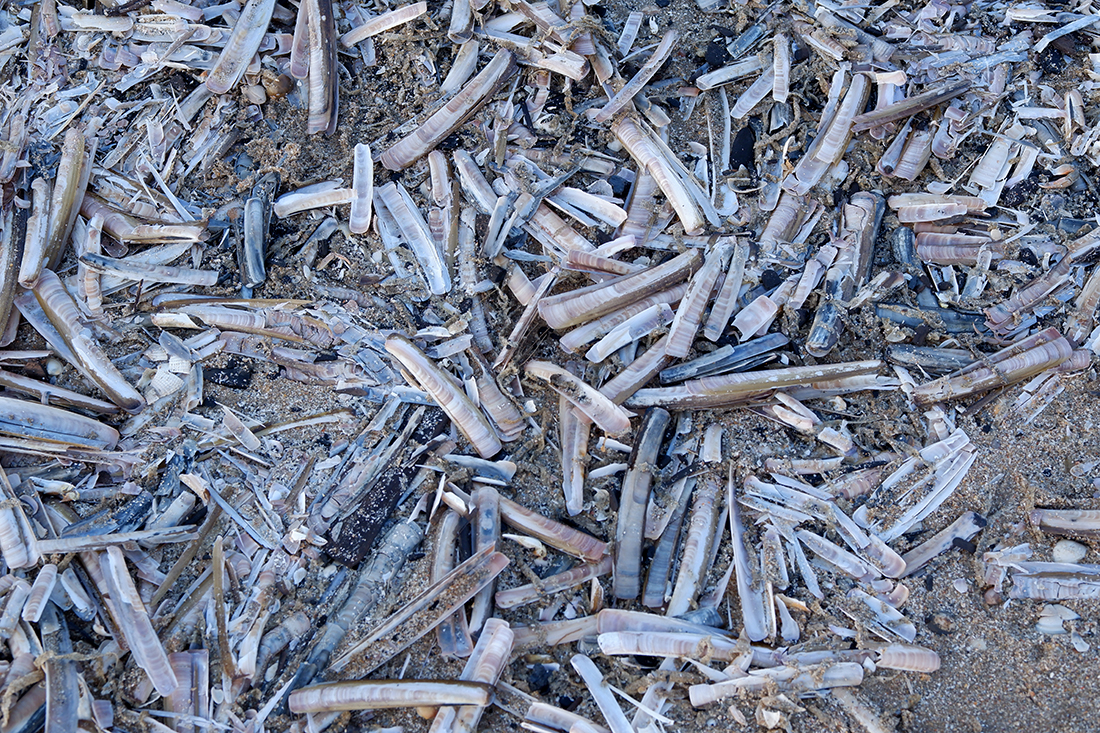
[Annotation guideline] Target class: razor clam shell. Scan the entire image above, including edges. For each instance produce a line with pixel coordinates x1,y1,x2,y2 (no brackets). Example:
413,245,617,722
447,484,609,562
341,1,428,46
874,644,941,673
539,249,702,330
79,252,218,286
290,680,492,713
558,282,688,352
597,631,740,660
627,360,884,409
851,81,971,132
432,509,475,658
912,336,1073,406
32,270,143,413
0,395,119,450
901,512,987,576
99,547,178,696
612,116,711,235
593,30,677,123
585,303,673,363
665,244,727,358
730,471,769,642
377,182,451,295
1031,509,1100,539
349,142,374,234
642,482,692,608
665,476,721,617
386,334,501,458
380,49,517,171
21,563,58,623
614,407,669,600
495,556,612,609
205,0,277,94
330,546,509,674
688,663,865,705
469,486,502,633
570,654,634,733
525,361,632,435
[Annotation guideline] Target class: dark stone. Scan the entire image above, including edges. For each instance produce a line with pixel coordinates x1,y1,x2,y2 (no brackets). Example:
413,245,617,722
730,125,756,172
1037,46,1066,74
528,664,554,694
205,359,254,389
761,269,783,290
705,39,730,68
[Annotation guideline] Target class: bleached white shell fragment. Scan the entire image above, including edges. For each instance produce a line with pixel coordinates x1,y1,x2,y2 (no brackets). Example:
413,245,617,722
1052,539,1088,564
1036,604,1078,635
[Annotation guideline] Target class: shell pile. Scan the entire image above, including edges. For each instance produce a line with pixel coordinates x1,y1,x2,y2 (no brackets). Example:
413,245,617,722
1,0,1100,730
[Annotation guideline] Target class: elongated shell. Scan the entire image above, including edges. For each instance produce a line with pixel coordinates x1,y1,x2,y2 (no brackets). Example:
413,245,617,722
21,563,57,623
349,143,374,234
386,334,501,458
539,249,702,330
875,644,940,672
0,395,119,449
290,680,492,713
525,361,632,435
206,0,277,94
381,50,516,170
32,269,145,413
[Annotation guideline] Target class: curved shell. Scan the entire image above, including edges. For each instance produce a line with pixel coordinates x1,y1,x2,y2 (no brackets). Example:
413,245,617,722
386,334,501,458
525,361,632,435
33,270,145,414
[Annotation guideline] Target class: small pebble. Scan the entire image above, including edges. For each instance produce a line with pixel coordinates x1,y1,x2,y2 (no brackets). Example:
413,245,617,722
45,358,64,376
952,578,969,593
1053,539,1088,564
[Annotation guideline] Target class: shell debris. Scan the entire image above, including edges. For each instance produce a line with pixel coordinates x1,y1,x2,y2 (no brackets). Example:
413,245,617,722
0,0,1098,731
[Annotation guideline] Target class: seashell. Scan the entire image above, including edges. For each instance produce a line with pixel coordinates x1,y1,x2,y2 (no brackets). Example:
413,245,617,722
289,680,492,713
380,50,517,171
875,644,940,672
386,335,501,458
206,0,277,94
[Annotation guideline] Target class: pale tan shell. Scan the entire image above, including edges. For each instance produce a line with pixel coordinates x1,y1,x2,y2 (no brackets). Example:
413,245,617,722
290,680,492,714
386,334,501,458
875,644,941,672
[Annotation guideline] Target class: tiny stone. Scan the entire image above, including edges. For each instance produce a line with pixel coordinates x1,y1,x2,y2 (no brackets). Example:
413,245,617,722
528,663,554,694
1053,539,1087,564
45,358,64,376
966,637,987,651
952,578,968,593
